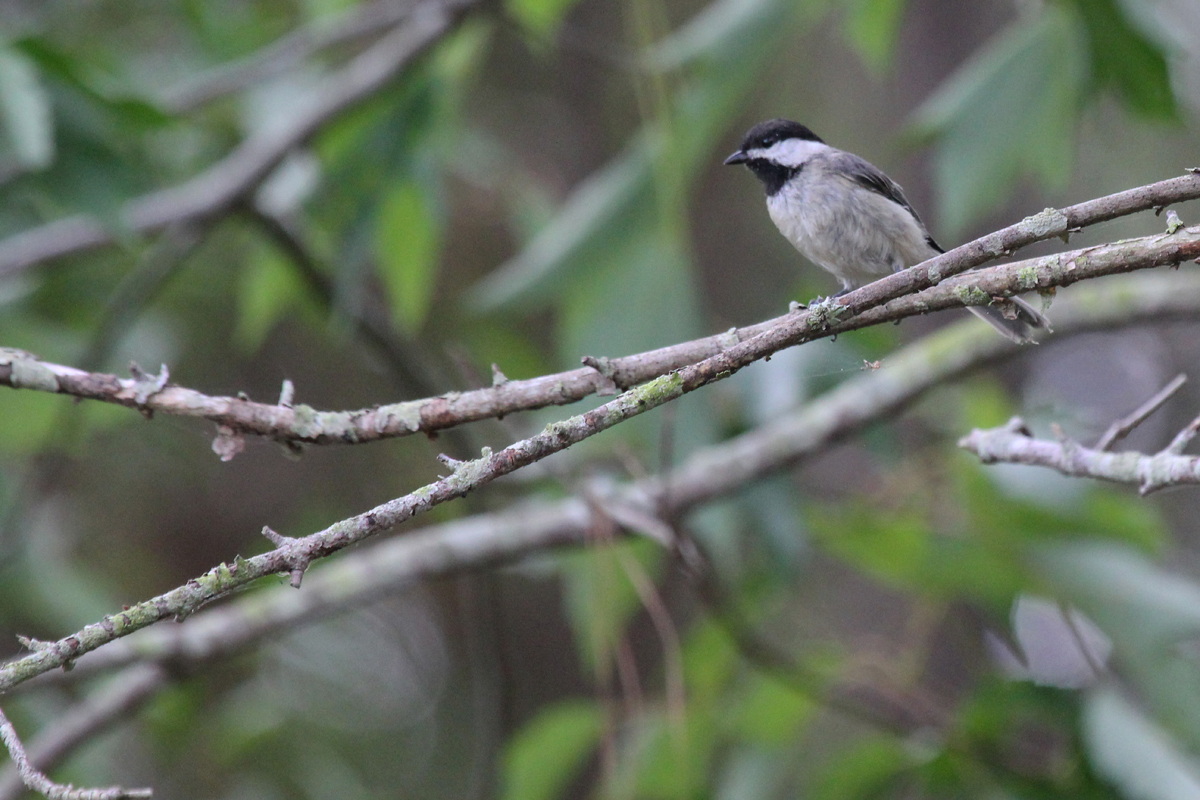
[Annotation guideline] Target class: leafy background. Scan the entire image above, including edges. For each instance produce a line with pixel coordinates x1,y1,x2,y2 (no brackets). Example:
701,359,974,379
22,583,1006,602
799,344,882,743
1,0,1200,798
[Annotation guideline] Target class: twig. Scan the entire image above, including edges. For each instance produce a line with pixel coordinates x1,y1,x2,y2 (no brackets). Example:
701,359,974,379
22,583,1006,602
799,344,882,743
0,319,775,691
4,225,1199,452
0,667,166,800
1095,374,1187,451
0,705,151,799
163,0,419,112
0,0,478,278
960,415,1200,495
12,272,1200,694
836,172,1200,319
1164,411,1200,456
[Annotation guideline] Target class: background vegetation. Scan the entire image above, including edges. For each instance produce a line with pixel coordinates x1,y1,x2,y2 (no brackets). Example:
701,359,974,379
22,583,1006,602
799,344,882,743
1,0,1200,798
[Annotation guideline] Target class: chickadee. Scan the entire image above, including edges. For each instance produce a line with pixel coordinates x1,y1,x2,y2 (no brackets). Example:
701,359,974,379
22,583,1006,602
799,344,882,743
724,119,1048,343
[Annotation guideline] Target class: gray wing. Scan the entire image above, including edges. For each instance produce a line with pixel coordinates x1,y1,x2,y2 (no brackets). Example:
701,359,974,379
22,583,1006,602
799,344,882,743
834,152,944,253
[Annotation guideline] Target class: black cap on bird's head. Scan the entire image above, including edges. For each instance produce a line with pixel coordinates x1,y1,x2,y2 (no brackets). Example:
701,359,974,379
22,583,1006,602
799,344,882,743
724,119,823,165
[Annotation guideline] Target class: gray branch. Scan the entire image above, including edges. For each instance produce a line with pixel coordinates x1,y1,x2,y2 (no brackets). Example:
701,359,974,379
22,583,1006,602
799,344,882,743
162,0,419,113
961,416,1200,495
0,706,151,799
5,272,1200,788
0,668,165,800
0,0,477,279
10,270,1200,693
3,223,1198,453
838,171,1200,317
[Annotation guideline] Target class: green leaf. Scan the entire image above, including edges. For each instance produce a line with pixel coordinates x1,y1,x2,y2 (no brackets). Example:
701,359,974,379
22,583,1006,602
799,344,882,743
649,0,806,71
15,37,172,130
502,700,604,800
957,460,1165,553
1065,0,1176,119
0,46,54,169
812,737,910,800
374,180,441,333
681,619,740,703
472,0,804,313
559,538,662,672
809,506,934,591
843,0,908,73
909,8,1087,235
632,709,719,800
505,0,585,38
1084,689,1200,800
1035,542,1200,751
234,243,309,353
468,143,650,312
729,673,814,745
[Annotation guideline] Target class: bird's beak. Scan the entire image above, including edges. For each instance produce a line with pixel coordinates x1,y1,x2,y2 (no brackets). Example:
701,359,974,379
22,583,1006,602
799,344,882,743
724,150,748,165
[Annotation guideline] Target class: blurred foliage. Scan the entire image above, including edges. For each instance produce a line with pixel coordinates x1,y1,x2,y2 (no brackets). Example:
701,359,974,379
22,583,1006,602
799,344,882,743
0,0,1198,799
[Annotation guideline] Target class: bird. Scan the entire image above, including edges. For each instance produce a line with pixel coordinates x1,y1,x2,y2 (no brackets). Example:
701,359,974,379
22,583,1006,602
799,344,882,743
724,118,1049,343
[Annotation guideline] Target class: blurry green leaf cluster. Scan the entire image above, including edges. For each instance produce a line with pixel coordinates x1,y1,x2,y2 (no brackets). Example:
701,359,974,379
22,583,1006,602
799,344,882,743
910,0,1178,235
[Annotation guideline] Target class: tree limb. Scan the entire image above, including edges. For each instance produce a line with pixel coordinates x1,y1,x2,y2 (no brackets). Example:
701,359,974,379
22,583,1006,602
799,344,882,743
0,667,165,800
4,272,1199,791
3,223,1197,451
835,171,1200,318
960,415,1200,495
0,0,478,278
162,0,420,113
10,271,1200,695
0,706,150,799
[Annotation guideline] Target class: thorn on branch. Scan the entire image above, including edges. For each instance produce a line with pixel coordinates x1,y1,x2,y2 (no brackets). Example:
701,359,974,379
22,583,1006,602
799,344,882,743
15,635,49,652
1096,374,1187,451
581,355,620,396
1163,411,1200,456
128,362,169,408
261,526,308,588
490,363,508,386
278,379,295,408
436,453,465,471
1005,416,1033,437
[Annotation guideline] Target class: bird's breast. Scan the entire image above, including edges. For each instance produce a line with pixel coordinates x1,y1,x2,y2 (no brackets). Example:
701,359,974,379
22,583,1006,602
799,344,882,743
766,175,935,291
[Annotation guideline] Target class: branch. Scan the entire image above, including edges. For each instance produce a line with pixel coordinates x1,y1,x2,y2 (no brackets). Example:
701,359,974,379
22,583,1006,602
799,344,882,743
12,272,1200,693
4,223,1198,453
1,225,1196,695
162,0,419,113
3,272,1197,788
0,0,477,278
0,668,165,800
6,315,764,690
0,705,150,800
960,414,1200,495
834,170,1200,318
1095,373,1187,451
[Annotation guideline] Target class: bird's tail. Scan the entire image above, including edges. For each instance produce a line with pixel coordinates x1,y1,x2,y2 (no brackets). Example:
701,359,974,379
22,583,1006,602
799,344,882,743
967,296,1051,344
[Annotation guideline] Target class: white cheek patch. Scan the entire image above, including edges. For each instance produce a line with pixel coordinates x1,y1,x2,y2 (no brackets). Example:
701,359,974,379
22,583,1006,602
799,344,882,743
748,138,829,167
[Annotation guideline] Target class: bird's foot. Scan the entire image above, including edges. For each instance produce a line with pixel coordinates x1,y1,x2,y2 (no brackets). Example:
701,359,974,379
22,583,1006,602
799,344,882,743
799,295,849,329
